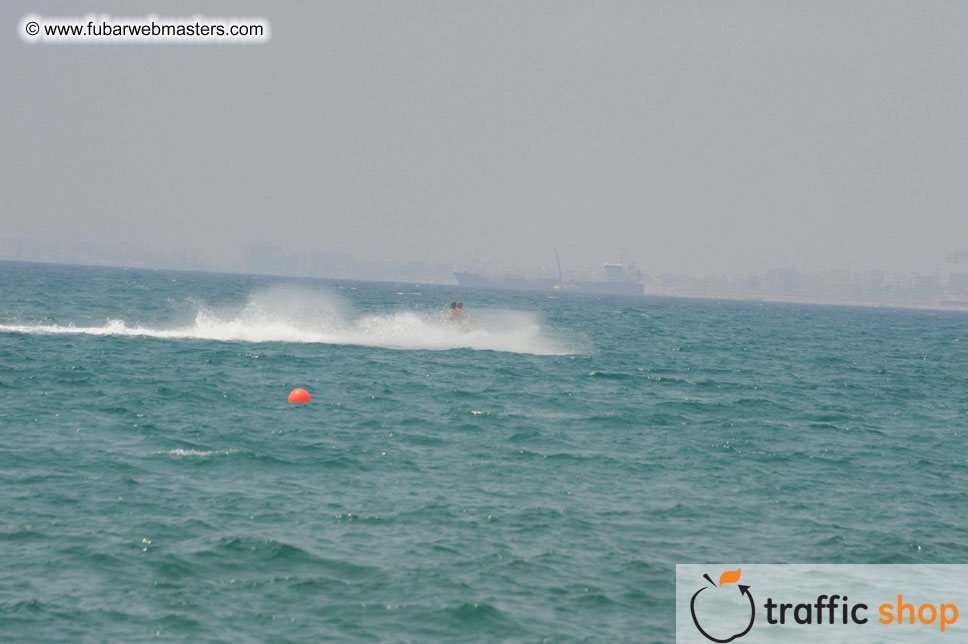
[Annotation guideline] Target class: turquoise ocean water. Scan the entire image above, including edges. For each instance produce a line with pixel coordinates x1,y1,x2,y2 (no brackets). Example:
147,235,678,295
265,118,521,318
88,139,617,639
1,260,966,642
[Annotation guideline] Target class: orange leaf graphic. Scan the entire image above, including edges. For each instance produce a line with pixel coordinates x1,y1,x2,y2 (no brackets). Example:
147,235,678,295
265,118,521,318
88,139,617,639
719,569,741,585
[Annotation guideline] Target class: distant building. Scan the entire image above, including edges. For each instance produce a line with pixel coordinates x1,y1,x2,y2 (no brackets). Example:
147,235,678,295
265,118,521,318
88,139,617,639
766,268,799,295
862,270,885,299
948,273,968,297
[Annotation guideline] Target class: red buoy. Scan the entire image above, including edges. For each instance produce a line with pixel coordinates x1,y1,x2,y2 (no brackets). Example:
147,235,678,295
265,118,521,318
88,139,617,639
288,388,311,403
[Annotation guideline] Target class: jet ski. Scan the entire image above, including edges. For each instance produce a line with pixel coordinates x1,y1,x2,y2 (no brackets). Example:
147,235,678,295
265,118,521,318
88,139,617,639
446,301,476,328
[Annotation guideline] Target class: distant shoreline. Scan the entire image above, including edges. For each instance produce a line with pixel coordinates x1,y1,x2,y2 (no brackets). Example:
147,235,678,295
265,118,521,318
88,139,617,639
4,257,968,315
642,286,968,313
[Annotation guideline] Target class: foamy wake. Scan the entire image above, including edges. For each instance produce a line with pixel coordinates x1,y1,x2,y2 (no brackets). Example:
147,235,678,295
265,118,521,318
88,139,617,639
167,449,237,457
0,287,572,355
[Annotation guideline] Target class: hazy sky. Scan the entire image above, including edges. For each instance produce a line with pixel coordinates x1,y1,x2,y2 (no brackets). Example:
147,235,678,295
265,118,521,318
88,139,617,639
3,1,967,275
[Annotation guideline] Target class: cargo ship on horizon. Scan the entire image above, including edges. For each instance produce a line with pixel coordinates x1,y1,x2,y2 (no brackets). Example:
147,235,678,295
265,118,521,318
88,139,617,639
455,253,645,297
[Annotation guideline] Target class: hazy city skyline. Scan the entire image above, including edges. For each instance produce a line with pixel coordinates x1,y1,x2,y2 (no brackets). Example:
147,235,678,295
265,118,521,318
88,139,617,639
3,2,967,276
4,235,967,313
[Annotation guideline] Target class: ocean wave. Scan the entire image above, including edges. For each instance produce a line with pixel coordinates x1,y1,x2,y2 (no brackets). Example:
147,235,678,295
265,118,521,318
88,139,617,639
166,449,237,457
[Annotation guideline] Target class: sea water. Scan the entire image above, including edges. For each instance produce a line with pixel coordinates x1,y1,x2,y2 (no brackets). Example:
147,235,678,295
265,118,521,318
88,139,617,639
1,261,966,643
